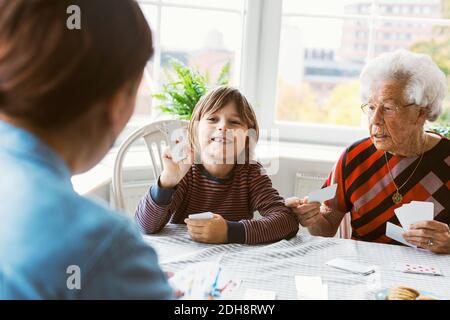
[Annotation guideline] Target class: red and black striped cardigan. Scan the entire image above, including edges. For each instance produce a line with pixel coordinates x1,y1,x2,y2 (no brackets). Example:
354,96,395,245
324,136,450,244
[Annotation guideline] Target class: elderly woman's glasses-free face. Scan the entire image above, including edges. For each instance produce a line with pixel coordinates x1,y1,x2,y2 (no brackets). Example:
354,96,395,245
360,102,416,118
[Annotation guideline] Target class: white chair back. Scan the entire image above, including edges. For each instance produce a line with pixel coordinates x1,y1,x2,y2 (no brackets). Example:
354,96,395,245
112,119,188,210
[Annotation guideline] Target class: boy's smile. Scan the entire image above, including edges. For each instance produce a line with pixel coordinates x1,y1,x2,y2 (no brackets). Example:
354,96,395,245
198,102,248,165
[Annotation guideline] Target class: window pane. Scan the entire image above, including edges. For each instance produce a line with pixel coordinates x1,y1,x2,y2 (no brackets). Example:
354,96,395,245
159,7,241,86
283,0,371,16
377,0,442,19
163,0,244,11
276,17,368,127
135,4,157,117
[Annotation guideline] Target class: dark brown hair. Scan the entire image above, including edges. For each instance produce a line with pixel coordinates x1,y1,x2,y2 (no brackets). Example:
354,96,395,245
0,0,153,129
188,86,259,163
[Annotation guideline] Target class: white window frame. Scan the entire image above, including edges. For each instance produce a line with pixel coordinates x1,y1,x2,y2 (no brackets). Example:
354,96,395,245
250,0,450,146
136,0,449,147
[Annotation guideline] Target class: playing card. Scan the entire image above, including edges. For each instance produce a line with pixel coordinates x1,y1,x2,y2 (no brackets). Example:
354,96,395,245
188,212,214,220
394,206,413,230
243,288,276,300
408,201,434,221
295,276,328,300
392,263,443,276
386,222,416,248
394,201,434,230
308,184,337,203
159,123,188,162
325,258,376,275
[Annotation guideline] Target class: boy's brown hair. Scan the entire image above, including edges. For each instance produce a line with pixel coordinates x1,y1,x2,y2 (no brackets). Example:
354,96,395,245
188,86,259,163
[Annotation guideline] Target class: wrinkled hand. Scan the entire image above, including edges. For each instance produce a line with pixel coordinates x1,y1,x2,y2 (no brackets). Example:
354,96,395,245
184,214,228,244
403,220,450,254
285,196,321,227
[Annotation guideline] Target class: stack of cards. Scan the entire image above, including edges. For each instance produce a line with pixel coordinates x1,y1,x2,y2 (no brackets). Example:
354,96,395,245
386,201,434,247
326,258,376,276
295,275,328,300
307,184,338,203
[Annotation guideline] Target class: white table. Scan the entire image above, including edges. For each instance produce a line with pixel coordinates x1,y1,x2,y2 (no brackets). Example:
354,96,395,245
144,224,450,300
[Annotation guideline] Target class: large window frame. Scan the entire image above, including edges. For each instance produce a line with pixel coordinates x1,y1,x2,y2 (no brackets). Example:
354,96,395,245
136,0,450,147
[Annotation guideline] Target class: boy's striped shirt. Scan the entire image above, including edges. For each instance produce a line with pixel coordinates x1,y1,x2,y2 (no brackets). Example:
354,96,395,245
135,163,299,244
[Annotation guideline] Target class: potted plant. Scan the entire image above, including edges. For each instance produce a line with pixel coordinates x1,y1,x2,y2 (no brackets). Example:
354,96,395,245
152,58,230,120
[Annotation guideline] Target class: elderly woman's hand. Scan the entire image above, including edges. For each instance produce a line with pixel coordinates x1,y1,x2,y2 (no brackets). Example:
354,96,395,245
403,220,450,254
285,197,321,227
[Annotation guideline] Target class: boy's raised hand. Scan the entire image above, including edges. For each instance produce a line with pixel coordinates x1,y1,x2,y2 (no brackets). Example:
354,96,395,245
184,214,228,244
159,141,193,189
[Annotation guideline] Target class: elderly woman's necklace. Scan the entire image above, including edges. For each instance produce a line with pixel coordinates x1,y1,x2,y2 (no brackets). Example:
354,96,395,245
384,135,427,204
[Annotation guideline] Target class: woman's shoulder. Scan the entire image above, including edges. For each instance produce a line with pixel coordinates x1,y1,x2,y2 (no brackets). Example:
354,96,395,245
426,133,450,157
346,137,373,154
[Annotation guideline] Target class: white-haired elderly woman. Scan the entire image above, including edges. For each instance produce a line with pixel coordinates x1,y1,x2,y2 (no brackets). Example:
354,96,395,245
286,50,450,254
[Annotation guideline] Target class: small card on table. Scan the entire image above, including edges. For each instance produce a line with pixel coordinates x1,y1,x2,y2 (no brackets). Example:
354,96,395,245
326,258,376,276
392,263,443,276
243,288,276,300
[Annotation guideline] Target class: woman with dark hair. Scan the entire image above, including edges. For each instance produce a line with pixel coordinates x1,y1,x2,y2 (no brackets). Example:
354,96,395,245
0,0,172,299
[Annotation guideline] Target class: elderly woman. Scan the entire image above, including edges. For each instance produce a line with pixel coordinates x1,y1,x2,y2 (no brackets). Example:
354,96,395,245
286,50,450,254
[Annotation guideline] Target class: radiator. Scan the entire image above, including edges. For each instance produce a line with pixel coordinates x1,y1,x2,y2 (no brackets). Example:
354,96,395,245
110,180,154,219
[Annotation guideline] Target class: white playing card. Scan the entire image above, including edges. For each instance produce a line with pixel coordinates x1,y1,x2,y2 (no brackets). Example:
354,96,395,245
325,258,376,275
409,201,434,221
395,201,434,230
295,276,328,300
307,184,337,203
386,222,416,248
243,288,276,300
188,212,214,220
160,123,188,162
394,206,414,230
392,263,443,276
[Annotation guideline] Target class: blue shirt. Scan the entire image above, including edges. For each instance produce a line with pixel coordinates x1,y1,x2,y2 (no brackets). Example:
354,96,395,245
0,120,173,299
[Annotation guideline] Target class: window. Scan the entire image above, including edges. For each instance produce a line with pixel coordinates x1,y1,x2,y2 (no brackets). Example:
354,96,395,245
256,0,450,145
133,0,246,120
126,0,449,147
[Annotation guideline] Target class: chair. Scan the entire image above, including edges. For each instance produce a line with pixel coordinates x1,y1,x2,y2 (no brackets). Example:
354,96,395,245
112,119,188,211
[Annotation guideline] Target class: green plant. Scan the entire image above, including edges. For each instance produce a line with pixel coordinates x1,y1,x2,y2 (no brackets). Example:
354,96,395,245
428,124,450,138
153,59,230,120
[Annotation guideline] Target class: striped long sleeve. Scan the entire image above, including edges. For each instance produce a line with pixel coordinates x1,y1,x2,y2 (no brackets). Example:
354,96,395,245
135,163,299,244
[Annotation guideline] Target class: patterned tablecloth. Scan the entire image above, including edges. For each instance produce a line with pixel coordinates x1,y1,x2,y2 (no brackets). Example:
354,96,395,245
144,224,450,300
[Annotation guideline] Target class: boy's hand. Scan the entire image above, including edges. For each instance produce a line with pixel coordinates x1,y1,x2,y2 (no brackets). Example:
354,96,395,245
159,142,193,188
285,196,321,227
184,214,228,244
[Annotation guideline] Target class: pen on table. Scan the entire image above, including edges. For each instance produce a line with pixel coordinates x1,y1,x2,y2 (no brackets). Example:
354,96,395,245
211,267,222,297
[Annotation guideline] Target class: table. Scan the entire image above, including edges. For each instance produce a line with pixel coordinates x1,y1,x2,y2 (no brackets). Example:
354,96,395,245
144,224,450,300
